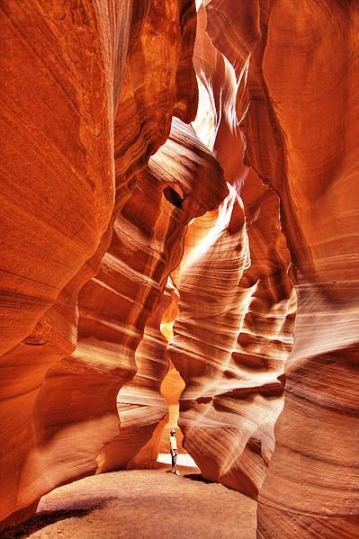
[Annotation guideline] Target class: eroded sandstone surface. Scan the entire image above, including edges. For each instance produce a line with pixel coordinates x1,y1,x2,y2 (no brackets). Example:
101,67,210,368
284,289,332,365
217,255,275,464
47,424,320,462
199,0,358,536
0,1,358,537
0,0,201,526
169,3,296,499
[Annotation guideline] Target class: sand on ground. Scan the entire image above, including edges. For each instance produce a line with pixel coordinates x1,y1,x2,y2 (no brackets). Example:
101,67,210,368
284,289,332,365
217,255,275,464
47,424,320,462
2,463,256,539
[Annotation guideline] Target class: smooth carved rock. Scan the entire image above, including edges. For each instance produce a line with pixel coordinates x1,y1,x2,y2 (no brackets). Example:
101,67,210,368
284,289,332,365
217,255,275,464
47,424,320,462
167,2,295,499
115,284,177,468
158,361,186,454
202,0,359,536
73,118,227,475
0,1,357,536
0,1,199,526
0,0,129,357
169,178,294,497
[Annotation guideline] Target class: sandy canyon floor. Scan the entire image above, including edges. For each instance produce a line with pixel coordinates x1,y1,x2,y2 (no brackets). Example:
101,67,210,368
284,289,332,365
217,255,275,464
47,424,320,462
3,459,256,538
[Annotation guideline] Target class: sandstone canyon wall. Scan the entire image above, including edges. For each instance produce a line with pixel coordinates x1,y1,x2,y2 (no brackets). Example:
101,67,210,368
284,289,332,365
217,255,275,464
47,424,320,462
199,0,358,536
168,2,296,499
0,1,358,537
0,0,205,526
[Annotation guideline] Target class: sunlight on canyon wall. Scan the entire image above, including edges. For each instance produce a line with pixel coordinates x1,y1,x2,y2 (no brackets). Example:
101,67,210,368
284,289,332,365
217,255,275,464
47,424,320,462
0,1,357,537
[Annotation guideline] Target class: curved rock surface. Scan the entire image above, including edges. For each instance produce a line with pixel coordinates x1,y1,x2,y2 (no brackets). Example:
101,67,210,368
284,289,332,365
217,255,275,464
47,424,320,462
169,179,295,497
168,2,295,499
200,0,359,535
0,1,200,527
72,118,227,475
0,1,357,536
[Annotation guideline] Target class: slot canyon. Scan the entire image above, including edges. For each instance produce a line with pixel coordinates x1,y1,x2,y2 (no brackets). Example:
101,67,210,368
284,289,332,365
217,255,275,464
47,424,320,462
0,1,358,538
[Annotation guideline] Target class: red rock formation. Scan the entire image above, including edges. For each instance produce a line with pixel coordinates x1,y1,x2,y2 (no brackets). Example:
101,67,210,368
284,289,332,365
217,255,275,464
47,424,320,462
115,283,183,467
0,100,228,526
159,361,186,454
1,1,357,536
169,178,295,497
251,4,358,536
0,1,200,526
107,286,174,469
201,0,359,535
167,2,295,499
72,118,226,474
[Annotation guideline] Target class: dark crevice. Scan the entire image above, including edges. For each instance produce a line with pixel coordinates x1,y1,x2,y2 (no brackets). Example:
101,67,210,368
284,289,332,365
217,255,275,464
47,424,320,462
163,186,183,208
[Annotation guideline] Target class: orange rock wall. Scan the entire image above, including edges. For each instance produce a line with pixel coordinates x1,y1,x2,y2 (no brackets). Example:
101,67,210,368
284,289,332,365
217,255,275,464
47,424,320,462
201,0,358,535
75,118,226,472
169,180,295,497
168,3,295,498
0,0,200,526
0,1,357,536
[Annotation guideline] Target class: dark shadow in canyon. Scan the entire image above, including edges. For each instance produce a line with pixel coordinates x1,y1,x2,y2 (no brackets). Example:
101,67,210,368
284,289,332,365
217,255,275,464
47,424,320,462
0,499,115,539
183,473,214,484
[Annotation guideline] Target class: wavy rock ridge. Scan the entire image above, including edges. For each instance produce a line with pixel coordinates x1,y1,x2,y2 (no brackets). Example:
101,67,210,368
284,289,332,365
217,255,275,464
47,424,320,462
198,0,358,536
168,3,296,499
0,1,358,537
0,0,201,526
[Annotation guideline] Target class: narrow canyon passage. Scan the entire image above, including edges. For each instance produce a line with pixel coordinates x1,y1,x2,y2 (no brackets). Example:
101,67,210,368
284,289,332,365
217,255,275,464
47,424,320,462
3,466,256,539
0,1,357,538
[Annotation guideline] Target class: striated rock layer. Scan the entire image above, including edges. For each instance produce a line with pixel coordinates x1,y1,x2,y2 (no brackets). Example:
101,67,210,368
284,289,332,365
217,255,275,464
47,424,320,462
169,2,295,499
169,180,295,497
0,0,201,527
71,118,226,474
0,0,357,536
201,0,359,536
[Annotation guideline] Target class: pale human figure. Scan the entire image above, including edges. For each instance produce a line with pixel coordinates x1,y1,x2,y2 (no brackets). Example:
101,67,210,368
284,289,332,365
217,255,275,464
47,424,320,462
169,429,180,475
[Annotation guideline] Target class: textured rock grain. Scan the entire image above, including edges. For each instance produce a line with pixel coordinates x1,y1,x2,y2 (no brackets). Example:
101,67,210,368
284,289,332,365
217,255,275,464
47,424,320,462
0,1,200,526
201,0,359,535
0,1,357,537
168,1,295,499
